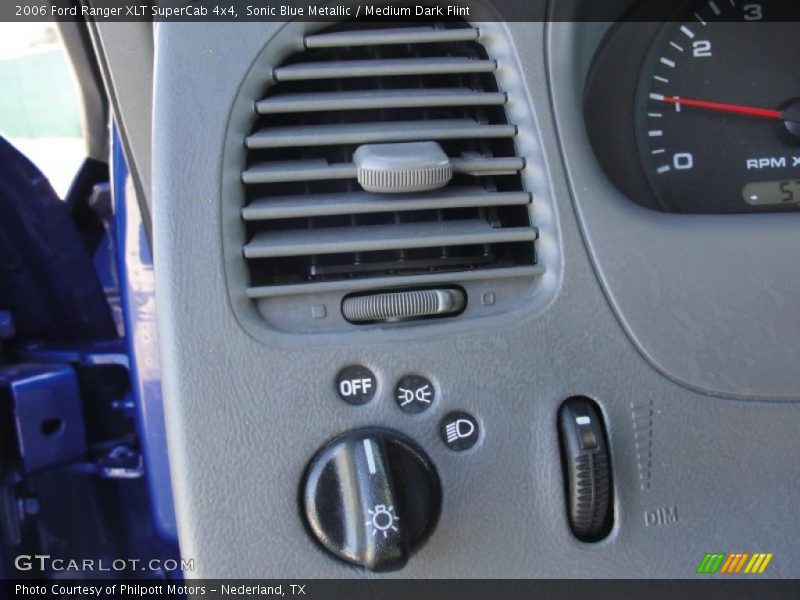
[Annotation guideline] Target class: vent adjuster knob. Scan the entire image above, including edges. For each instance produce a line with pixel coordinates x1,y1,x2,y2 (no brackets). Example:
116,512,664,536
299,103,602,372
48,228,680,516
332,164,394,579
343,289,466,323
353,141,452,194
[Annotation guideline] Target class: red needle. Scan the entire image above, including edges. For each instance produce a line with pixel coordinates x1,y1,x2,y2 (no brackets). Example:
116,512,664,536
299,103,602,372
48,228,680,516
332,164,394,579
661,96,783,120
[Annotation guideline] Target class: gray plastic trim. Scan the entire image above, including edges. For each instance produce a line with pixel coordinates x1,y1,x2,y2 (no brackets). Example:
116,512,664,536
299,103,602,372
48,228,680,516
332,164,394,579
86,20,154,234
304,25,479,48
255,88,508,113
241,155,523,184
243,219,536,259
216,19,560,339
212,23,561,338
153,16,800,580
242,188,530,221
274,57,497,80
245,265,544,299
246,120,516,149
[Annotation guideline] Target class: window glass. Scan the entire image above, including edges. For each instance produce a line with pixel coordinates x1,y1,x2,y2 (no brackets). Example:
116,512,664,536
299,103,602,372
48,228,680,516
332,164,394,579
0,22,85,198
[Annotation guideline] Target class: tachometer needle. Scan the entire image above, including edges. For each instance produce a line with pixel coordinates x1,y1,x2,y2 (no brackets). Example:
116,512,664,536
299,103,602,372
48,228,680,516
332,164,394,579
660,96,784,120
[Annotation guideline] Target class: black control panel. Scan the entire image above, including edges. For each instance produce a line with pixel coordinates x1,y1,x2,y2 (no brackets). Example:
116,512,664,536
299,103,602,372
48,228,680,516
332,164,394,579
302,429,441,571
305,369,613,569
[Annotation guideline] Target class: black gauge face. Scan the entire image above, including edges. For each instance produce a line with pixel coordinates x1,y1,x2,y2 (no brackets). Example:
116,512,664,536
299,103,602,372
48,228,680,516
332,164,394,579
637,1,800,213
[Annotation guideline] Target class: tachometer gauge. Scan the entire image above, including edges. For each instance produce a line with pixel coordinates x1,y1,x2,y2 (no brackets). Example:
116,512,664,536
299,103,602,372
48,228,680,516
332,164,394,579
585,0,800,213
637,0,800,212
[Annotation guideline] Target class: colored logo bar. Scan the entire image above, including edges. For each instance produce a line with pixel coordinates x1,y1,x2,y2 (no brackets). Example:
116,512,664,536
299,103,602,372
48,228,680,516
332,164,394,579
696,552,773,574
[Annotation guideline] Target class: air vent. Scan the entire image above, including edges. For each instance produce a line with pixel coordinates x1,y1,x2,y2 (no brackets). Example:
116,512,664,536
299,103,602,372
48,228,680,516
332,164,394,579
231,21,553,333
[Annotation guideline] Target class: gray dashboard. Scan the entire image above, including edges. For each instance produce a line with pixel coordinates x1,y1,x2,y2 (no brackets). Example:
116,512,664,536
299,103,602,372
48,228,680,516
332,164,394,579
150,7,800,578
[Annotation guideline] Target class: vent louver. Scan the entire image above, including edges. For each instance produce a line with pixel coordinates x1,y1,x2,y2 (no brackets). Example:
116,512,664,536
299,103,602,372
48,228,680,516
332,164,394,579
236,22,547,331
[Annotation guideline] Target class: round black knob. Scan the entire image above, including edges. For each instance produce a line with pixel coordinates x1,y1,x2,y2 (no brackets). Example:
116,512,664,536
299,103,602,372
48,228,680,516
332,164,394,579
302,428,441,571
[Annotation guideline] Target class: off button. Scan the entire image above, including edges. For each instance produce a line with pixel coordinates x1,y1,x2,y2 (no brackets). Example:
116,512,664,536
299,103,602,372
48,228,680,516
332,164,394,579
336,366,377,405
